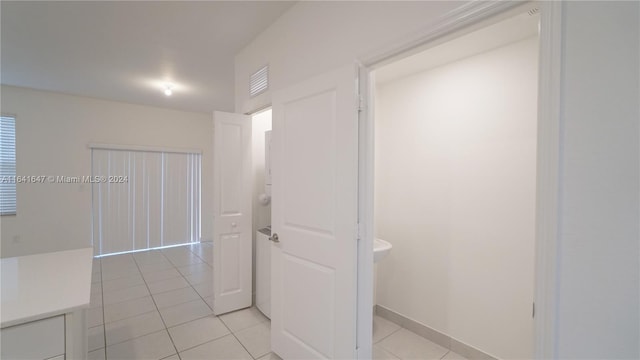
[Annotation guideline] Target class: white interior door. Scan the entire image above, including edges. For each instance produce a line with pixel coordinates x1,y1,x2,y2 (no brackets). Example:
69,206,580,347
212,111,253,315
271,64,360,359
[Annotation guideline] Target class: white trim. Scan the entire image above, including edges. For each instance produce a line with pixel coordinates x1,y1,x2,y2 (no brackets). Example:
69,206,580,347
376,305,498,360
244,104,272,116
88,143,202,154
360,1,526,68
356,1,562,359
534,1,563,358
356,63,374,360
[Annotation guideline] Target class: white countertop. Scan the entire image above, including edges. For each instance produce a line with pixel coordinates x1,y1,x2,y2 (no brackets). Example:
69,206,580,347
1,248,93,328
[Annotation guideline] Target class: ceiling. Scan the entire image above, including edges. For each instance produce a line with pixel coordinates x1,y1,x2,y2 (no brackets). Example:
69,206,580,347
1,1,295,113
376,5,539,84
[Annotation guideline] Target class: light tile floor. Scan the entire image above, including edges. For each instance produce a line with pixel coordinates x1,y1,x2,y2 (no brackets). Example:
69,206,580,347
89,242,466,360
372,316,467,360
89,243,278,360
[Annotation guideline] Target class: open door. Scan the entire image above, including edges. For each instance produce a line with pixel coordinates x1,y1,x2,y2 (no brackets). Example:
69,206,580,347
212,111,253,315
271,64,360,359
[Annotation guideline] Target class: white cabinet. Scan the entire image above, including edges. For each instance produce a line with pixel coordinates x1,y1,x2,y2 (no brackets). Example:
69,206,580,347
1,248,93,360
1,315,65,360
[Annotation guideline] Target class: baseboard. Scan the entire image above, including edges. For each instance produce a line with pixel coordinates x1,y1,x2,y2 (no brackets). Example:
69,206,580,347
450,338,497,360
375,305,497,360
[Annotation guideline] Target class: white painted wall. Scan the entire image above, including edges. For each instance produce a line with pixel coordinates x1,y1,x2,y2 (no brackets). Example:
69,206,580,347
235,1,640,357
375,37,538,359
0,85,213,258
235,1,464,114
556,2,639,358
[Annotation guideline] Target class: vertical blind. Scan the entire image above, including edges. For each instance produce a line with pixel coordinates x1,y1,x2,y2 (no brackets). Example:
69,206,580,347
0,116,16,215
91,148,201,256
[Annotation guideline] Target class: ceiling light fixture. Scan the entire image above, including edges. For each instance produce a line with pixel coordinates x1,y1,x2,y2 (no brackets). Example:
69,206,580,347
163,84,173,96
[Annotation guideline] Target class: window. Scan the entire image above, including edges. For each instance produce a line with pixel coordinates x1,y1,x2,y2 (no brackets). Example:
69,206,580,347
0,116,16,215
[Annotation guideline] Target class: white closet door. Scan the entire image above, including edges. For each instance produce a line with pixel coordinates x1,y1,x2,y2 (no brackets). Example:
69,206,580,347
212,111,253,315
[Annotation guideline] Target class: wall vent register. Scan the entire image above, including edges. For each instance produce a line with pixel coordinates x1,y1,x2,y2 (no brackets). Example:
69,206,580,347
250,65,269,97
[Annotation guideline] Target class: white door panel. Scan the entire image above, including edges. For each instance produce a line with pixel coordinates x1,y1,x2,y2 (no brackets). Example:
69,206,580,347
213,111,252,315
272,64,359,359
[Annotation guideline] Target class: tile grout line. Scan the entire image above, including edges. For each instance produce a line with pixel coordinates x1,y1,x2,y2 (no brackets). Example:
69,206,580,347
163,246,215,321
160,243,215,315
379,344,404,360
132,251,182,360
218,306,272,360
103,305,157,326
94,245,262,360
374,324,402,345
375,323,455,360
140,246,215,357
157,245,260,359
99,297,208,349
103,257,167,350
184,244,262,360
101,256,153,353
91,254,165,356
184,265,214,312
222,319,260,360
173,245,253,358
172,331,230,355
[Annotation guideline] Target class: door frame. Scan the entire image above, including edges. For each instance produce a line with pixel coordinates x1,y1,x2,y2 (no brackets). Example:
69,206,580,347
355,1,563,358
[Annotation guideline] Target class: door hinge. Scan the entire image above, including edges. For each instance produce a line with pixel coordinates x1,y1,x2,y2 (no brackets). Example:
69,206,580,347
356,222,362,241
357,94,364,113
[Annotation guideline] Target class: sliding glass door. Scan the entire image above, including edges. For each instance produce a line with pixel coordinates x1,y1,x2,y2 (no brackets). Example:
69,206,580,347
91,147,201,256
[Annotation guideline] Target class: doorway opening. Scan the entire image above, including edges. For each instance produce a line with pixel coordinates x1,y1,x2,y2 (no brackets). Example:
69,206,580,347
366,4,540,359
251,108,273,320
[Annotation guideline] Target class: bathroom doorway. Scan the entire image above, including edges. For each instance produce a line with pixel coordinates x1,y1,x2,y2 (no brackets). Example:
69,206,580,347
367,4,540,359
251,108,273,320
